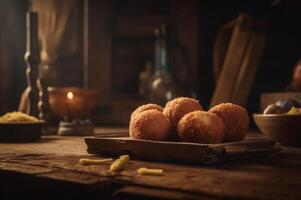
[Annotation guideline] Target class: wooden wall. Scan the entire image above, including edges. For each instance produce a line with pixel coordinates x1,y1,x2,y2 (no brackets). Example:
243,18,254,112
0,0,27,114
86,0,199,125
1,0,301,127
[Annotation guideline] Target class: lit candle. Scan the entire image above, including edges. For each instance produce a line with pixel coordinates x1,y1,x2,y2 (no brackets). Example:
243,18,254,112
66,91,74,121
67,91,74,100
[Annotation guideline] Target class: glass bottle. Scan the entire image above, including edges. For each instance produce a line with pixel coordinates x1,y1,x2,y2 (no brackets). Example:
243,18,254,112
148,26,187,106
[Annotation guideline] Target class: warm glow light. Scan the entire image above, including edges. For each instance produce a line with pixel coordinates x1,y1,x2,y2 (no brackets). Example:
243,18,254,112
67,91,74,100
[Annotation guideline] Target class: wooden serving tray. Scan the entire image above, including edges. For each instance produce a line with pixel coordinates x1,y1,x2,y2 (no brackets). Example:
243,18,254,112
85,134,280,164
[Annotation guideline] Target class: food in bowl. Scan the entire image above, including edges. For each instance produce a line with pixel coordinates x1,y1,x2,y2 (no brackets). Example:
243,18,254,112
254,98,301,146
286,107,301,115
0,112,43,141
263,104,286,114
0,111,39,123
275,99,301,112
263,99,301,114
253,114,301,146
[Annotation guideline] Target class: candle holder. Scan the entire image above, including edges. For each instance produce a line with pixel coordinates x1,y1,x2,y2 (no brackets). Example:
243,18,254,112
24,12,40,117
47,87,98,136
58,119,94,136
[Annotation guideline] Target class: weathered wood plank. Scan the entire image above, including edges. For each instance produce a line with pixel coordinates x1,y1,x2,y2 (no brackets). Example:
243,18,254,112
4,154,112,177
37,170,111,186
112,186,213,200
0,136,88,156
111,150,301,200
0,135,300,200
0,161,53,175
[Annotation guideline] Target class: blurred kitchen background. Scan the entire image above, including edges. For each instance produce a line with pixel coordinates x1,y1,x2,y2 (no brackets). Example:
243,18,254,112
0,0,301,126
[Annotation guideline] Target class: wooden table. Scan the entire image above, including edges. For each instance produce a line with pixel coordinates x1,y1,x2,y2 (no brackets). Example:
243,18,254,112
0,129,301,200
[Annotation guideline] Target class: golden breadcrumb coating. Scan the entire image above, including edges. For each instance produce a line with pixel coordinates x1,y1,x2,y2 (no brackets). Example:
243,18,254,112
163,97,203,132
130,104,163,120
129,110,170,140
209,103,249,142
177,111,225,144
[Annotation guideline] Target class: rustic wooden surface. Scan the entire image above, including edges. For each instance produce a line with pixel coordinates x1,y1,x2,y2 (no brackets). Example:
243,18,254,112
0,130,301,200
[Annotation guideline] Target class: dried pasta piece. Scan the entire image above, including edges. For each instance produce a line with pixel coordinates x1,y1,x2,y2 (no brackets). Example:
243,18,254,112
137,167,164,176
109,155,130,172
79,158,113,165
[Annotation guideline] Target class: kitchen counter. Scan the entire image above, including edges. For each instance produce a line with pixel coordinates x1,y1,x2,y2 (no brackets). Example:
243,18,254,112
0,129,300,200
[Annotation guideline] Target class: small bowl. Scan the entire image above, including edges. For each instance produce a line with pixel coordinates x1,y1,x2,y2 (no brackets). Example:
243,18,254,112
48,87,99,119
253,114,301,147
0,122,44,142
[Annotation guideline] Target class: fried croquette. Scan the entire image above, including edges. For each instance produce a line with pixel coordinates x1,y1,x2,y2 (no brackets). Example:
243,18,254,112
177,111,225,144
163,97,203,131
130,103,163,120
209,103,249,142
129,110,170,141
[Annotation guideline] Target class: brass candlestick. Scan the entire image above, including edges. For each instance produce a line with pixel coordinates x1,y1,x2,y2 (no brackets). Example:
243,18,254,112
24,12,39,118
24,12,50,123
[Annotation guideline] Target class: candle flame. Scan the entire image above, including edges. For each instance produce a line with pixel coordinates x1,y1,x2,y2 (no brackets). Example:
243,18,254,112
67,91,74,100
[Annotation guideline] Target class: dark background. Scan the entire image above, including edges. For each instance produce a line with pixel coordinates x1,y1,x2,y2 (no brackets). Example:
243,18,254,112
0,0,300,125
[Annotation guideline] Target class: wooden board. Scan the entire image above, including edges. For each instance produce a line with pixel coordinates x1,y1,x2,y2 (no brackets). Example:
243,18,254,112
85,134,280,164
231,26,266,106
210,14,253,107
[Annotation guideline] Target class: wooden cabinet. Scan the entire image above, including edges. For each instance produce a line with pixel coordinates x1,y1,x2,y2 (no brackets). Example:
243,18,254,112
85,0,199,125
